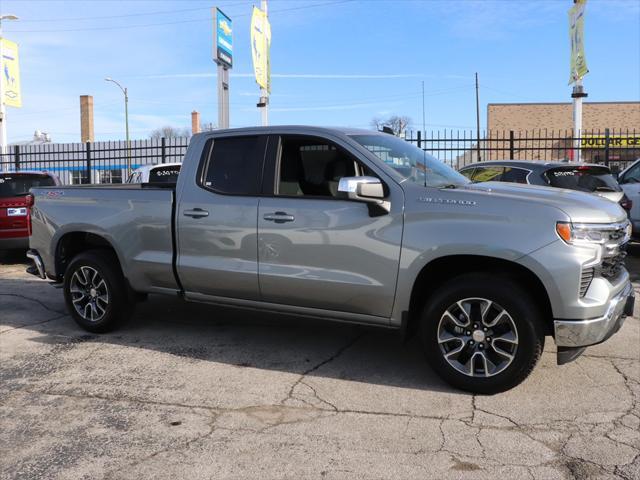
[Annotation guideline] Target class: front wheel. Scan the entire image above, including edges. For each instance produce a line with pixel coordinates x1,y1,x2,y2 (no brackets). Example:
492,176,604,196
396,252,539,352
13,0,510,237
420,274,545,394
63,250,133,333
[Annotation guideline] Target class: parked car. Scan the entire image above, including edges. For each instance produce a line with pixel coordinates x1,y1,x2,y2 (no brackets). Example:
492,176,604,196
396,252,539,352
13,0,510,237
0,171,60,250
458,161,632,213
127,163,181,184
617,158,640,239
26,127,633,394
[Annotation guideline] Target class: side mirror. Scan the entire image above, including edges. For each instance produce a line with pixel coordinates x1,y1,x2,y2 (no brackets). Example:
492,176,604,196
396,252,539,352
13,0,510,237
338,176,390,214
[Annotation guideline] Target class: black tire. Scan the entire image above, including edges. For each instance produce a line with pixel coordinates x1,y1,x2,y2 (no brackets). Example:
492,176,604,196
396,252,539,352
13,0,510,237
63,249,133,333
420,273,544,394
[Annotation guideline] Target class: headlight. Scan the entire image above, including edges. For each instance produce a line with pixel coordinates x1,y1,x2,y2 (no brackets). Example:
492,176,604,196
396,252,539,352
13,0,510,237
556,221,631,245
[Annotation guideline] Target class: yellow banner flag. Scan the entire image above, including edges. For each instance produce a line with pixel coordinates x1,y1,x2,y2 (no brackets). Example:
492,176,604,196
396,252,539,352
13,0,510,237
568,0,588,84
251,6,271,93
1,38,22,108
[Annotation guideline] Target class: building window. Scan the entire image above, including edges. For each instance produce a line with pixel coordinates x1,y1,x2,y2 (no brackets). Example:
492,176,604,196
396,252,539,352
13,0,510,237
99,169,123,184
70,170,88,185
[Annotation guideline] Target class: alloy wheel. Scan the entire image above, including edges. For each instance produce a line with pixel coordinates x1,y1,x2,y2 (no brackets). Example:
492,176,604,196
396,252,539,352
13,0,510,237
69,266,109,322
437,297,519,377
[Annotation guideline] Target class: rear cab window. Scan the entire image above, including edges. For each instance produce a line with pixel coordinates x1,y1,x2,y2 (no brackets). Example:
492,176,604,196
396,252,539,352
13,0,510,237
545,166,621,193
0,173,56,197
149,165,181,183
200,135,268,195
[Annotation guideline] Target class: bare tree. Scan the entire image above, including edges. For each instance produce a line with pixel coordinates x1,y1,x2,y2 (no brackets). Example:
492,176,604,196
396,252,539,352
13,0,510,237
149,126,191,139
370,115,412,136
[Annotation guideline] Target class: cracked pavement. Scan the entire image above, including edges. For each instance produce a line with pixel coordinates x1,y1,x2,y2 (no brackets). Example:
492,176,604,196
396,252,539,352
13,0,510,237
1,249,639,480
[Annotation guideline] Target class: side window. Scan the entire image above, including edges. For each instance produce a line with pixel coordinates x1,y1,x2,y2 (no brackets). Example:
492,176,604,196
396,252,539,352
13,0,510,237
502,167,529,184
459,168,476,181
202,136,266,195
621,163,640,184
277,136,357,197
473,166,505,183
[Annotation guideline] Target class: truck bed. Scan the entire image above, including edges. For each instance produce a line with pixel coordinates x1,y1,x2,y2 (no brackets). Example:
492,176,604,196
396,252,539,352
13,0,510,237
29,184,179,293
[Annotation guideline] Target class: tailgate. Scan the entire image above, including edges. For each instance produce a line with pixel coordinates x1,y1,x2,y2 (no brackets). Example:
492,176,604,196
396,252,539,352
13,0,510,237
0,196,29,238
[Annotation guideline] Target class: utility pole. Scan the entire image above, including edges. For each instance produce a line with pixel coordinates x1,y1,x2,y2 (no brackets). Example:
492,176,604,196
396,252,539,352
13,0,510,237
0,14,19,172
421,81,426,135
105,77,131,176
475,72,481,162
258,0,269,126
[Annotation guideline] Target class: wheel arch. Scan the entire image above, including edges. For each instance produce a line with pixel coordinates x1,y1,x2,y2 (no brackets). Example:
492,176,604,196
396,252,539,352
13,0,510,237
405,254,553,338
54,231,123,280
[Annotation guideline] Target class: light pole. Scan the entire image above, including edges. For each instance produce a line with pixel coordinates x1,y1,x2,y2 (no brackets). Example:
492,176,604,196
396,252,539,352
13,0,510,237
105,77,130,175
0,14,19,172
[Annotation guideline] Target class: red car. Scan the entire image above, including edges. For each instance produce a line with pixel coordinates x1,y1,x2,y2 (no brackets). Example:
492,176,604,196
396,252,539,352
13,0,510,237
0,171,60,251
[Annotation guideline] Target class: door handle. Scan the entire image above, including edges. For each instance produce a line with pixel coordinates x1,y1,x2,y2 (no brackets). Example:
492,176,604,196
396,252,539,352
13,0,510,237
263,211,295,223
183,208,209,219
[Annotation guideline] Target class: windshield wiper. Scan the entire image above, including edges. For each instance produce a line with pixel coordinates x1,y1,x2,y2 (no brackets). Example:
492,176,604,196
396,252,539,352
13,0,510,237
594,186,617,192
438,184,459,189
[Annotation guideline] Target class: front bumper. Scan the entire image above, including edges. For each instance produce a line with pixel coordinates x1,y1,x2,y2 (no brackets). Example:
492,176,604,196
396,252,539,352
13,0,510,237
554,280,634,349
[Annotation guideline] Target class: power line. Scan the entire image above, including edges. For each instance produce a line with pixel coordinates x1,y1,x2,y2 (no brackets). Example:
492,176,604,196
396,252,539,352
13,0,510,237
12,4,240,23
5,0,355,33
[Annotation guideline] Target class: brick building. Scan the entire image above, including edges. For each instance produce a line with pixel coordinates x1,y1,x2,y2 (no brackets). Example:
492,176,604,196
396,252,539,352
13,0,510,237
485,101,640,162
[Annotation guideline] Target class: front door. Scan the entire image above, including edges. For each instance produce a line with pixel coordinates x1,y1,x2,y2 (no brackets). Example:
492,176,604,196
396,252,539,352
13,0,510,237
257,134,403,319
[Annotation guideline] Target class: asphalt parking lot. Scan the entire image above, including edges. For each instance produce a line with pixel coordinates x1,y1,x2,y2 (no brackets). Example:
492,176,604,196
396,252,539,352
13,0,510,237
1,250,639,480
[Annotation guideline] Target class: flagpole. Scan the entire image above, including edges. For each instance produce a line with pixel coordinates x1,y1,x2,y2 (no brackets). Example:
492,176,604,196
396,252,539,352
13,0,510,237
259,0,269,126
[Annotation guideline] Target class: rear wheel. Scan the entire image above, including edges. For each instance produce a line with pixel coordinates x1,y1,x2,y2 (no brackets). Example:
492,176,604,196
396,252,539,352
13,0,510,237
420,274,544,394
63,250,133,333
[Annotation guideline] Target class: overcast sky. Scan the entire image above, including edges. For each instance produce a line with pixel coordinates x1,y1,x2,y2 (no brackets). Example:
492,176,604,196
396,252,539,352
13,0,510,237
2,0,639,143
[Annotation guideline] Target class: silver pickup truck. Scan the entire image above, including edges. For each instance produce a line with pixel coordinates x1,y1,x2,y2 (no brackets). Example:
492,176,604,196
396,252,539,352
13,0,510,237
26,127,634,394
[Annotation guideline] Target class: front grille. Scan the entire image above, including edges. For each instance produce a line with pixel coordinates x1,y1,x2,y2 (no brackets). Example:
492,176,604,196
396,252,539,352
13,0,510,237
580,267,594,297
598,250,627,280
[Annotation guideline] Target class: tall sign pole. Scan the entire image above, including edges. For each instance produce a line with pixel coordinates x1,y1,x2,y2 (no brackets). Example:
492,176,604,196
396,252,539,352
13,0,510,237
0,15,21,172
475,72,481,162
569,0,589,162
251,2,271,126
213,8,233,129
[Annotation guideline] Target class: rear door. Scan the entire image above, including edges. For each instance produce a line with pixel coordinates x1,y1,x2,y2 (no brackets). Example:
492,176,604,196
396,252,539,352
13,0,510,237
256,134,403,319
176,135,268,301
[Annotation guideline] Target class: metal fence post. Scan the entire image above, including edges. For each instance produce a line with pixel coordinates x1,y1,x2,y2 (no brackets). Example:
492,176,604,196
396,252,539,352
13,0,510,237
604,128,610,166
417,130,422,149
85,142,91,184
509,130,515,159
13,145,20,171
161,137,166,164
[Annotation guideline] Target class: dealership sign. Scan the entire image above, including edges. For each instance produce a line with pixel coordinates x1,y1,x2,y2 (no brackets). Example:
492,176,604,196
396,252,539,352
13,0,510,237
568,0,589,84
581,135,640,148
213,8,233,68
1,38,22,108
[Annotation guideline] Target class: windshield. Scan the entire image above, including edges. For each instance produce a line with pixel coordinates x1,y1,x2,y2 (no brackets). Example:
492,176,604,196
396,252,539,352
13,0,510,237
546,166,621,193
350,134,470,188
0,174,55,197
